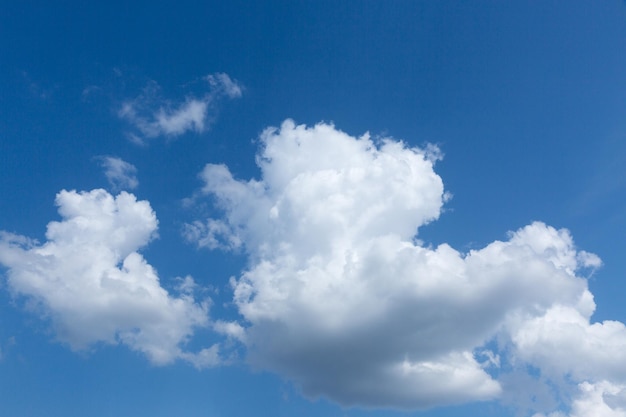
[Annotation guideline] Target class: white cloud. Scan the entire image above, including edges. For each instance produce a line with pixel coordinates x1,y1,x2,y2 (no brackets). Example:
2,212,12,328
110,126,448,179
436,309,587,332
205,73,243,99
0,189,218,367
533,382,626,417
568,382,626,417
510,305,626,383
189,120,624,412
98,156,138,191
118,73,243,143
183,219,242,251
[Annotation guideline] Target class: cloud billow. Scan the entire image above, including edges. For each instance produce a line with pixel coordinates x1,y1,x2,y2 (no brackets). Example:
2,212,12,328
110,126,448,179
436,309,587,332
191,120,626,415
0,189,219,368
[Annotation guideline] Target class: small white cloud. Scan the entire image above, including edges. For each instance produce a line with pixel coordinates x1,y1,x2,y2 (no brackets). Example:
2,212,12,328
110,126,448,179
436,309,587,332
205,73,243,99
179,345,221,369
183,219,242,251
0,189,217,367
213,320,246,342
154,99,207,135
188,120,622,413
118,73,243,142
98,156,138,191
175,275,198,295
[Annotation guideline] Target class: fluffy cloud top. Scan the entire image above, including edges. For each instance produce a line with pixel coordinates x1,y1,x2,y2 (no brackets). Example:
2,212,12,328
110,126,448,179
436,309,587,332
118,72,242,143
189,120,626,414
0,189,217,367
98,156,138,191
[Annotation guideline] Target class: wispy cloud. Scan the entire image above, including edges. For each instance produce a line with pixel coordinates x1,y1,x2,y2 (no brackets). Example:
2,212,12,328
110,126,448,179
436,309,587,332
19,70,58,100
188,120,623,415
97,156,138,191
0,189,220,368
118,73,243,144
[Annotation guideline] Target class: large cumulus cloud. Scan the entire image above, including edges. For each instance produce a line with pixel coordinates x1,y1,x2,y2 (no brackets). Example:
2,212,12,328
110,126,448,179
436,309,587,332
0,189,218,367
189,120,626,415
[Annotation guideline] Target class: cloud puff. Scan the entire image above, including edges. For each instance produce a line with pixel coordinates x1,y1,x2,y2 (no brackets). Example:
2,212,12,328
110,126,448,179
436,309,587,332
189,120,626,413
98,156,138,191
118,73,242,143
0,189,218,367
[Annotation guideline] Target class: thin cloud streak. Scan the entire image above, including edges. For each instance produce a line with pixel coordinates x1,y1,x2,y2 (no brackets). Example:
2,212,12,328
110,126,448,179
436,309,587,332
118,73,243,144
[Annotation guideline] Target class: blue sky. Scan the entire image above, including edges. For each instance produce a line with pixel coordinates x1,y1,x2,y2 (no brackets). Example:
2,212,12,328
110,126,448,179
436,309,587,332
1,1,626,416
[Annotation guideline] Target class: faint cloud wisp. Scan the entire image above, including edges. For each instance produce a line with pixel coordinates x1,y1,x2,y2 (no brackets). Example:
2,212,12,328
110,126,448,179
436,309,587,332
118,72,243,144
97,156,139,192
